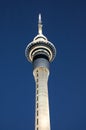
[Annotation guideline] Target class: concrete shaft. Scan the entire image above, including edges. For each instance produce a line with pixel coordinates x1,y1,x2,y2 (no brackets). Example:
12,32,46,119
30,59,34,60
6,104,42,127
33,67,50,130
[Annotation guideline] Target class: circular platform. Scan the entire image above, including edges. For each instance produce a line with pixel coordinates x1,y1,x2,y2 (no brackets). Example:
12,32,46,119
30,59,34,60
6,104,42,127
25,34,56,63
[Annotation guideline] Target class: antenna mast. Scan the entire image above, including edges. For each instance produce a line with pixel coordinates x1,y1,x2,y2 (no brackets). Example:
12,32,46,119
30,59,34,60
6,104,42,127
38,14,43,34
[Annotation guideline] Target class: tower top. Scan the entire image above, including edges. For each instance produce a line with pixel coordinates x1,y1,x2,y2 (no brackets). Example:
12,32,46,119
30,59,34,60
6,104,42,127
25,14,56,63
38,14,42,24
38,13,42,35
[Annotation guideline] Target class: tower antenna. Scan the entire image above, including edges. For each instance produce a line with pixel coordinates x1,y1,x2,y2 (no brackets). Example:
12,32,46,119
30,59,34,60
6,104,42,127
38,13,43,34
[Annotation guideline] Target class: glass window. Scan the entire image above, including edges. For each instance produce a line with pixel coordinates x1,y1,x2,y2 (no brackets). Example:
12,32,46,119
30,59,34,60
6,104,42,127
37,103,38,108
37,96,38,101
37,118,38,125
37,84,38,88
37,79,38,82
37,110,38,116
37,73,38,77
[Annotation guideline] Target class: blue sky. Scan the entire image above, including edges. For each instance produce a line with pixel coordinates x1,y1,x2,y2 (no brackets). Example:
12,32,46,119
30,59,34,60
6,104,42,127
0,0,86,130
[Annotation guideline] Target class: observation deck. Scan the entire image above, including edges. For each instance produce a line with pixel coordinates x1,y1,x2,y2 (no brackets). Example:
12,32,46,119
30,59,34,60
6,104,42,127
25,14,56,63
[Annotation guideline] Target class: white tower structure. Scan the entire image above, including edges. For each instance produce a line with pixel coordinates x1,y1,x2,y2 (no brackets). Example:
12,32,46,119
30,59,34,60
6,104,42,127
25,14,56,130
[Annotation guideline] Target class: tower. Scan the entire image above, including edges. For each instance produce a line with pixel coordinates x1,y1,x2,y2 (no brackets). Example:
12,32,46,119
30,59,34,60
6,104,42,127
25,14,56,130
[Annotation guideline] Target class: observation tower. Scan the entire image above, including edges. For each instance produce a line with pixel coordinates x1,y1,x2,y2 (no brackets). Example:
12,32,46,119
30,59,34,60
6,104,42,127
25,14,56,130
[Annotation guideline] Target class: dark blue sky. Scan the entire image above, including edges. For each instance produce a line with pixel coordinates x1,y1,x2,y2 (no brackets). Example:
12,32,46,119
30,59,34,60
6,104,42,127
0,0,86,130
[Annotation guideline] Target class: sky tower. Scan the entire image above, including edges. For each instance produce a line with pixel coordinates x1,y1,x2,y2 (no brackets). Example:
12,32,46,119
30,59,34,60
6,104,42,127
25,14,56,130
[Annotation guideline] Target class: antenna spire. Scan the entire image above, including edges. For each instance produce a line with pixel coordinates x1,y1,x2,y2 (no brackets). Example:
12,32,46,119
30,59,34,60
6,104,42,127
38,14,43,34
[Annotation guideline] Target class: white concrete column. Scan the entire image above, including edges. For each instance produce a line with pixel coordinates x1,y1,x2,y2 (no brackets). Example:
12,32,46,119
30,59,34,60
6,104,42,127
33,67,50,130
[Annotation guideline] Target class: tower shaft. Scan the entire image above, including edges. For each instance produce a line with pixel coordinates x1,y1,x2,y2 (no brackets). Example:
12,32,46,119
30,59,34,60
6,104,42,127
33,66,50,130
